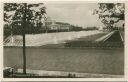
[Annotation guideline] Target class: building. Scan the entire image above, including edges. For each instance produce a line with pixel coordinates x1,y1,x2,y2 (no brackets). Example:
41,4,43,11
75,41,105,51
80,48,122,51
44,17,71,32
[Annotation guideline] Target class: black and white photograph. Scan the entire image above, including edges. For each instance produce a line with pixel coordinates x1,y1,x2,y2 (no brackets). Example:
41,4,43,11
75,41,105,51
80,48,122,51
3,2,125,78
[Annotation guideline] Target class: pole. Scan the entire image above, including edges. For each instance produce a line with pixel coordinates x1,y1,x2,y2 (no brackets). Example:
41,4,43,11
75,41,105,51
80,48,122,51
22,3,27,74
11,26,13,46
44,16,47,33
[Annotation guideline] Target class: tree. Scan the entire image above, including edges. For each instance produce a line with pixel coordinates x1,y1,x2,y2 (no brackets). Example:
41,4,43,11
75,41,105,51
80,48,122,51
4,3,47,36
4,3,46,74
93,3,124,30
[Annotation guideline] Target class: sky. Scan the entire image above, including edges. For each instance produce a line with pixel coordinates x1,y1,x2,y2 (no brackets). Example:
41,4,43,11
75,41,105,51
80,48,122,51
44,2,104,28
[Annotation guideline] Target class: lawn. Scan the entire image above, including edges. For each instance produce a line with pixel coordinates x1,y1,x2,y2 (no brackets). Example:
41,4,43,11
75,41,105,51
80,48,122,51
4,47,124,75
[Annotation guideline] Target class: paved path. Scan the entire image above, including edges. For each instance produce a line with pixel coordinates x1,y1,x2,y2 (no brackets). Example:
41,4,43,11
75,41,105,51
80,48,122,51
95,30,124,42
95,31,115,42
17,68,123,78
4,30,102,46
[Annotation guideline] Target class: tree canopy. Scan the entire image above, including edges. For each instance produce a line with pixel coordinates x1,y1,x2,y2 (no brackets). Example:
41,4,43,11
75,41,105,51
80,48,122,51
93,3,125,30
4,3,47,37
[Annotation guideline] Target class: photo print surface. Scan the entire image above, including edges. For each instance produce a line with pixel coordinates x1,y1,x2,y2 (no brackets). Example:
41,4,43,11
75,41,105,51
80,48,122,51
3,2,124,78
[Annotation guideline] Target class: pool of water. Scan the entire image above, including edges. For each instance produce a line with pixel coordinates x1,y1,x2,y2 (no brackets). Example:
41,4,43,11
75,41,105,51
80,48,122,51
4,47,124,75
